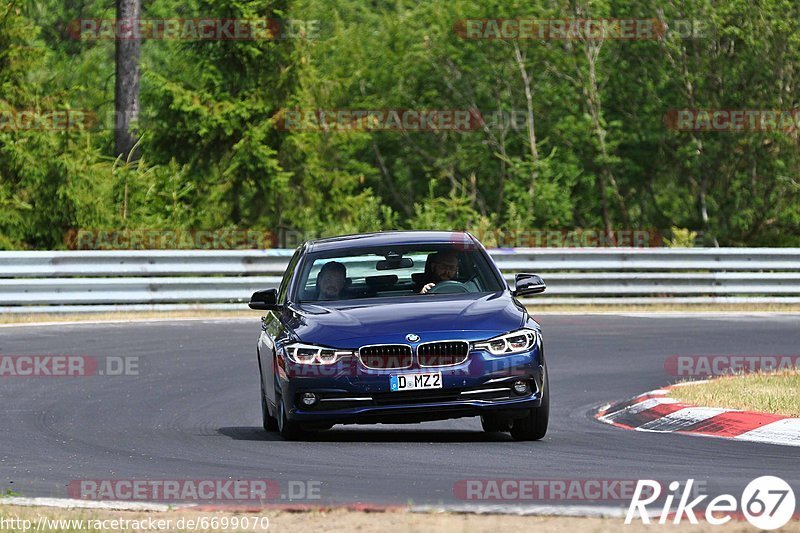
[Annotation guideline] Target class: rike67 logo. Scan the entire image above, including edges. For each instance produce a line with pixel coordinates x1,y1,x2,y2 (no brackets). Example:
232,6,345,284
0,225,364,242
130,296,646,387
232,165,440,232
626,476,796,529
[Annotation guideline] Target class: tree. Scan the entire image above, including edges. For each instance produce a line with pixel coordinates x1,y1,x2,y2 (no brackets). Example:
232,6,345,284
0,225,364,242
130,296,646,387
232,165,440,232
114,0,141,160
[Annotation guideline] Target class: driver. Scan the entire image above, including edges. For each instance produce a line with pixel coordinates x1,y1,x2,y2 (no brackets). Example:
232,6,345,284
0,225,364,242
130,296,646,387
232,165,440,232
316,261,347,300
418,251,459,294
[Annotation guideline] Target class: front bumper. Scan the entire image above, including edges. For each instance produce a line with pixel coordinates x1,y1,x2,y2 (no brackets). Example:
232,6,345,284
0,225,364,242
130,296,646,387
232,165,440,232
277,347,544,425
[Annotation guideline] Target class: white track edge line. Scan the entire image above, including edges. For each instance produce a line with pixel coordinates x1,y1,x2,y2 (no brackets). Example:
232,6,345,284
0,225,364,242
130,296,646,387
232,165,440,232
0,497,195,512
0,497,645,518
0,317,255,329
410,504,644,518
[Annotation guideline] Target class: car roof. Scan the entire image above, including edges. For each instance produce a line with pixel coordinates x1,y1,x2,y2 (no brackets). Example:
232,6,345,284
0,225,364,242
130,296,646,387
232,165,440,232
305,230,474,253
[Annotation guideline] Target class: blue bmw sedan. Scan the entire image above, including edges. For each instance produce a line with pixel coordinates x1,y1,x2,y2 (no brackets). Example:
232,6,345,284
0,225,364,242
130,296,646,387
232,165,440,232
249,231,548,440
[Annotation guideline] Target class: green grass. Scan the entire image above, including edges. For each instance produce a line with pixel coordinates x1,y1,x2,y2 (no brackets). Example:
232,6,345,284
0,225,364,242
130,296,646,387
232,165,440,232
671,371,800,417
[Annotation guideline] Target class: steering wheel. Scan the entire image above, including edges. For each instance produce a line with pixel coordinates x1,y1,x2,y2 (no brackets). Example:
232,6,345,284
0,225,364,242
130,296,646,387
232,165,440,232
426,280,469,294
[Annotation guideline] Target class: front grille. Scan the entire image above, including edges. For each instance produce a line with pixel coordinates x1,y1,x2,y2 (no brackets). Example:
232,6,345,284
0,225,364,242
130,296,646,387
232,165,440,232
417,341,470,367
359,344,413,369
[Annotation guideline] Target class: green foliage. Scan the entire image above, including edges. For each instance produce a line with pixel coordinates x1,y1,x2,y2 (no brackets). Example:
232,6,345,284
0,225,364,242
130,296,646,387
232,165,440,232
0,0,799,248
408,180,486,230
665,227,698,248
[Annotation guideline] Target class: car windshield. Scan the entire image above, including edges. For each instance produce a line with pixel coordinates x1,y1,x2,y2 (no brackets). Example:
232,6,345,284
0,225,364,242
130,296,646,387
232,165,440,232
295,244,504,302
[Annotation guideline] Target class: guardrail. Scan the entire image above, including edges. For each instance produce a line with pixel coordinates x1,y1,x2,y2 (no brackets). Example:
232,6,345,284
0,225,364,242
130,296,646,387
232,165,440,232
1,248,799,312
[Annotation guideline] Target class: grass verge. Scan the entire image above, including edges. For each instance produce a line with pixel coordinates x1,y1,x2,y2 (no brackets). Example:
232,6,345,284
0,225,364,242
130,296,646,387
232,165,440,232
671,370,800,417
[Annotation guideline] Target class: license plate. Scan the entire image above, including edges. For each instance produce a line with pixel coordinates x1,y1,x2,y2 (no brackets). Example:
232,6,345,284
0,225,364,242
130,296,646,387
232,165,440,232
390,372,442,392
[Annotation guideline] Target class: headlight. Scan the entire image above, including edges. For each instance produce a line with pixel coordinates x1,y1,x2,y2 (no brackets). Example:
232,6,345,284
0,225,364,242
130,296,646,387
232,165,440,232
474,329,539,355
284,343,353,365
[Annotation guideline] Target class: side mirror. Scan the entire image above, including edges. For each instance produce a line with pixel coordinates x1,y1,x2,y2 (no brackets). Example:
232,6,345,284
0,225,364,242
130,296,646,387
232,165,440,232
513,273,546,297
249,288,280,310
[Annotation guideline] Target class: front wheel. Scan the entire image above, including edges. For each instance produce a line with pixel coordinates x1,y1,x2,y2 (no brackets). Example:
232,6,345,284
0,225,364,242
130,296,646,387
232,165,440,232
510,371,549,441
261,392,279,432
260,374,278,432
277,398,308,441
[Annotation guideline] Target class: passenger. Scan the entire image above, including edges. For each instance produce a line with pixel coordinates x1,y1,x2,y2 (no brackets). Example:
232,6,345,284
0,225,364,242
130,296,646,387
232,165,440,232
418,252,459,294
316,261,347,300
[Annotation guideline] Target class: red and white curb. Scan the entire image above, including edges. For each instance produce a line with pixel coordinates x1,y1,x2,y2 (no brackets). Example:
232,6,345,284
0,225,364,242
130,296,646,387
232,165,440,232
596,383,800,447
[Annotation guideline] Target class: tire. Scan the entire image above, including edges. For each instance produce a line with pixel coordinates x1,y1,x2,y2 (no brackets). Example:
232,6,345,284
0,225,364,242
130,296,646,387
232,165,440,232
261,386,279,432
277,397,308,441
510,369,549,441
480,414,510,432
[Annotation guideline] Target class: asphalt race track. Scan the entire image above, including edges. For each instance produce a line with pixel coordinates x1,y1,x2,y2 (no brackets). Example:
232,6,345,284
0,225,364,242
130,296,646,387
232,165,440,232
2,314,799,507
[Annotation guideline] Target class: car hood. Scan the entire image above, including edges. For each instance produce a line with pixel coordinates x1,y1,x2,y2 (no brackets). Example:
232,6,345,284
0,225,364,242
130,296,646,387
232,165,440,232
288,292,525,346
